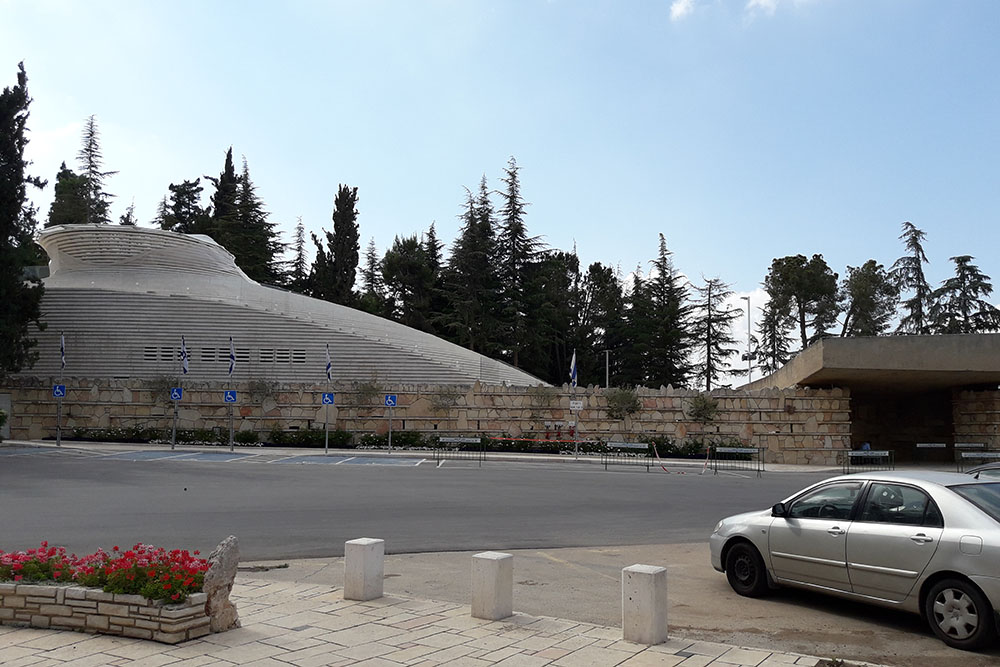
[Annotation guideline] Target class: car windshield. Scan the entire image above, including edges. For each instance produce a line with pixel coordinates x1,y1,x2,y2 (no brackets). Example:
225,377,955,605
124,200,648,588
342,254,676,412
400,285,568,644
950,482,1000,523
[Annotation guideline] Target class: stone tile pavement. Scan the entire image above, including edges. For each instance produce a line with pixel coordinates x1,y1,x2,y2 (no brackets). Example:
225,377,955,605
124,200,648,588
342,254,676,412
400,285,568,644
0,575,877,667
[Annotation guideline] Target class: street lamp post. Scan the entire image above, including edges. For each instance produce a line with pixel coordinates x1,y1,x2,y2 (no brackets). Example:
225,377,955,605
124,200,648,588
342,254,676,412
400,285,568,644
741,296,752,382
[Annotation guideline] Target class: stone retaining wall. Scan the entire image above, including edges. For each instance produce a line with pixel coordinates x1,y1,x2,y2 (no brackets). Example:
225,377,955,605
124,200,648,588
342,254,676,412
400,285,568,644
954,389,1000,449
0,378,852,464
0,583,209,644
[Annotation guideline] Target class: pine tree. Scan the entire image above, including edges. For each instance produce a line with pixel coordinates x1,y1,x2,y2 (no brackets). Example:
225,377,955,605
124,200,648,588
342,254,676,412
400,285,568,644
929,256,1000,334
0,62,46,376
150,196,169,228
765,254,839,349
839,260,899,337
382,234,435,331
754,295,792,375
619,268,653,386
891,221,933,335
577,262,626,387
495,157,541,367
206,148,239,226
645,235,692,388
45,161,87,227
234,157,284,284
691,277,742,390
288,217,309,291
309,184,360,305
441,182,500,354
422,221,449,336
357,237,386,315
159,179,209,234
118,200,137,226
77,115,116,224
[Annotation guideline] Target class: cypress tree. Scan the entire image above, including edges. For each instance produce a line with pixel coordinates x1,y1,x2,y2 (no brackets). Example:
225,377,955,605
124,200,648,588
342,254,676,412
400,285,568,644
0,62,46,376
309,184,359,305
45,161,88,227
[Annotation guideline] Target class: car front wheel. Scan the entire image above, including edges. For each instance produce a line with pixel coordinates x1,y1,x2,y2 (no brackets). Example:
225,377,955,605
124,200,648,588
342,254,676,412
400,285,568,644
725,542,770,597
924,578,997,650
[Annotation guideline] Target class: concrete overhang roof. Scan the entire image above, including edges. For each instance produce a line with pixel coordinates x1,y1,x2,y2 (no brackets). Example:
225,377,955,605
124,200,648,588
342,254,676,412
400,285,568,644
744,334,1000,392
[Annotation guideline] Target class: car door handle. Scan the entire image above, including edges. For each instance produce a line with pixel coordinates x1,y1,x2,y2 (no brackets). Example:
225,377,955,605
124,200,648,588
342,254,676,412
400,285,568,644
910,534,934,544
827,527,846,536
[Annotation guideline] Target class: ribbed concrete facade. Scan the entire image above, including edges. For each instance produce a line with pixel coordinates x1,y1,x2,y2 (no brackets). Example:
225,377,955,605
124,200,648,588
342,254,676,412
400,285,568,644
22,225,542,387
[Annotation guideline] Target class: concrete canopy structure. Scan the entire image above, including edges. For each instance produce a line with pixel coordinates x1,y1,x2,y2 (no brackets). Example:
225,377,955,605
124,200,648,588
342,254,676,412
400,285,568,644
747,335,1000,460
24,224,543,386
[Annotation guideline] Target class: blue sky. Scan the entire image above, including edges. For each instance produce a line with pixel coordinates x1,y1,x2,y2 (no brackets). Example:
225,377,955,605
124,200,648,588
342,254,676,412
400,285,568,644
3,0,999,359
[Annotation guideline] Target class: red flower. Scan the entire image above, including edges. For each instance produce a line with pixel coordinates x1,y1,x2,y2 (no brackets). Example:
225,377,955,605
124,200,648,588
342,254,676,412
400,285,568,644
163,583,172,590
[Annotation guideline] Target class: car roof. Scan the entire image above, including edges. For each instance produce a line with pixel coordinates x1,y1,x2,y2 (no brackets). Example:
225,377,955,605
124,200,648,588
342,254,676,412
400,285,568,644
831,470,994,487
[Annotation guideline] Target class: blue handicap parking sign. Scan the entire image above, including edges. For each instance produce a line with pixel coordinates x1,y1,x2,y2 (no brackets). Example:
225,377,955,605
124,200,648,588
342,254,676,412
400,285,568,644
224,390,238,403
322,393,335,405
384,394,397,407
52,384,66,398
170,387,183,401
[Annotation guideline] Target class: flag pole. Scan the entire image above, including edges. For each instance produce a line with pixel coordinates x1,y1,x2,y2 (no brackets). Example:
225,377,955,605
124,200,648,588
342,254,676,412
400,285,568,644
570,349,578,460
228,336,235,453
324,343,331,456
56,332,65,447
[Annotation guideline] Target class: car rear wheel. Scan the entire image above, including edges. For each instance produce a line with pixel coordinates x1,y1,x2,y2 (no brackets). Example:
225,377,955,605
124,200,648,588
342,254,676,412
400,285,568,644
924,578,997,650
725,542,769,597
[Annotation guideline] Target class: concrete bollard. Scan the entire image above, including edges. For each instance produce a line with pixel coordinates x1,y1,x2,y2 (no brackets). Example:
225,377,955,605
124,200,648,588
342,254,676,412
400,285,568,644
621,564,668,645
344,538,384,601
471,551,513,620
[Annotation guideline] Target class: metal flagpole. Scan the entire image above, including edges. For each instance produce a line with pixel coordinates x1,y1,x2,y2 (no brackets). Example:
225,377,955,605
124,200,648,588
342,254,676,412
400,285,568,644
324,343,332,456
56,332,65,447
228,336,235,453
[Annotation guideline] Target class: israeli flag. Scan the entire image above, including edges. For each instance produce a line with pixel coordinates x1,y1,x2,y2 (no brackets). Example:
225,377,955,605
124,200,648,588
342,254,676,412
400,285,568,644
325,343,332,382
180,336,189,375
228,336,236,377
60,332,66,370
569,349,577,388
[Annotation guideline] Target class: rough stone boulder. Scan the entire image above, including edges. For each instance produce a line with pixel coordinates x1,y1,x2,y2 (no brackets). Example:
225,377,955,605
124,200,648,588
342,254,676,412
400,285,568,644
204,535,241,632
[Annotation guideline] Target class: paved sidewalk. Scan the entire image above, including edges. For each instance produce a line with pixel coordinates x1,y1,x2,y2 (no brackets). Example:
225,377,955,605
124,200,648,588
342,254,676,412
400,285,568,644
0,575,872,667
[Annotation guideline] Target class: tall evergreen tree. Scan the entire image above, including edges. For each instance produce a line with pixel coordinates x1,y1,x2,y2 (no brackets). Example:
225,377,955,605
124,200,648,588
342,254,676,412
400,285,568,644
576,262,627,387
233,157,284,284
206,147,239,228
309,184,359,304
0,62,46,376
422,221,449,337
765,254,839,349
691,277,742,390
441,181,500,354
77,115,116,224
45,161,87,227
755,296,795,375
357,237,387,316
150,196,169,228
159,179,209,234
839,260,899,337
118,199,137,226
645,235,692,388
519,249,580,383
929,256,1000,334
891,221,933,335
619,268,653,386
288,217,309,291
381,234,434,331
495,157,541,367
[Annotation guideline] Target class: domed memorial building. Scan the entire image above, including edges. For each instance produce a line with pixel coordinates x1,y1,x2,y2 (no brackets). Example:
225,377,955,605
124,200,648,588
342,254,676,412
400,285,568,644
26,224,541,386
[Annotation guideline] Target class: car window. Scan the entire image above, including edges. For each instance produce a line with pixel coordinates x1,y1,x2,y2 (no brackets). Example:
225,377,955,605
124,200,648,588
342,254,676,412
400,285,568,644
788,482,863,520
950,483,1000,524
859,483,941,527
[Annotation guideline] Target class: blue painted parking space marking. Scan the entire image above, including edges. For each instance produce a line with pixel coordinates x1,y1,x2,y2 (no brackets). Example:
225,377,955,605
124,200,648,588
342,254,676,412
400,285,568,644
103,450,192,461
0,447,58,456
179,452,254,462
272,455,351,465
343,457,422,466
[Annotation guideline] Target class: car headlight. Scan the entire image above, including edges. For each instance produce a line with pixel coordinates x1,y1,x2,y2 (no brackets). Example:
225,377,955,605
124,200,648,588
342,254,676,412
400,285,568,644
713,521,724,534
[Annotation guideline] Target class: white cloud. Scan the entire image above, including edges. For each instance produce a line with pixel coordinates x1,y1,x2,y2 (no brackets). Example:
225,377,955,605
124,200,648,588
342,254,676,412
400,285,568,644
745,0,780,14
670,0,696,22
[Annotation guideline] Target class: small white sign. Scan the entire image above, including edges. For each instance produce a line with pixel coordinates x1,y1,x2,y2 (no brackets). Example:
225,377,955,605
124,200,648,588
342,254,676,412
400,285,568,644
569,400,583,411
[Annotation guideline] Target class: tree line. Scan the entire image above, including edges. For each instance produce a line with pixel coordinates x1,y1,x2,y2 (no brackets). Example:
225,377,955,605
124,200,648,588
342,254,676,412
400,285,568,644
3,62,999,387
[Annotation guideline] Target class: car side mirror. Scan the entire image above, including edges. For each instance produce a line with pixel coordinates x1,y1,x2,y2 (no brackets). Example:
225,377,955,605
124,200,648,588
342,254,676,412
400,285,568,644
772,502,787,517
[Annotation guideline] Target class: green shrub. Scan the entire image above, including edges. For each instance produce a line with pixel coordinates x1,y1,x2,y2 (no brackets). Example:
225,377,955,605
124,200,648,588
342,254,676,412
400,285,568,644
234,430,259,445
265,428,353,448
605,387,641,419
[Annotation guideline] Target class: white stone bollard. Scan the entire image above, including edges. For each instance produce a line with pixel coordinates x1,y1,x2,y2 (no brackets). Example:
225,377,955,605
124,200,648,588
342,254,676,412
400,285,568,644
621,564,668,645
471,551,513,620
344,538,385,601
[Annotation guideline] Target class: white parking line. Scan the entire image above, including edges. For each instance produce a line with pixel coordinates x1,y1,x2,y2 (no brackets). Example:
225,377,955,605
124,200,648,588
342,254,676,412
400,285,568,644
335,457,357,465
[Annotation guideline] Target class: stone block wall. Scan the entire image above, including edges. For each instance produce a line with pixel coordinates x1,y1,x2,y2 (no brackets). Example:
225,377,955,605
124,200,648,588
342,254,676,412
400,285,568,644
953,389,1000,449
0,378,852,465
0,583,210,644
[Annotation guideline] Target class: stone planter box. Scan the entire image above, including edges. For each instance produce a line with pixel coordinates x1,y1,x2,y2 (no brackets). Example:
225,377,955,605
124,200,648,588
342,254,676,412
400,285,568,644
0,582,210,644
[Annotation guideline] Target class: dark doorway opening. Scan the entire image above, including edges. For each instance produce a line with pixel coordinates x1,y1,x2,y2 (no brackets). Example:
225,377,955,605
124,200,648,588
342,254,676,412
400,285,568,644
850,390,953,463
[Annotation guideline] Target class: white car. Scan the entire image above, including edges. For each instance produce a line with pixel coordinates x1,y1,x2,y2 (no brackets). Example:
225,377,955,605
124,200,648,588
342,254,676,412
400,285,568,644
710,471,1000,650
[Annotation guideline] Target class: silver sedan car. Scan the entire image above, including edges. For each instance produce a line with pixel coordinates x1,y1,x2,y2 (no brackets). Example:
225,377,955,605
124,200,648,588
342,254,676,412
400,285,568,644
710,471,1000,650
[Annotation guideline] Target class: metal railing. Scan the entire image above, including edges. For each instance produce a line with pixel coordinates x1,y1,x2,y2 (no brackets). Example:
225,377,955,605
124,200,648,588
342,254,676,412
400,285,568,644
601,442,651,471
710,446,765,477
956,450,1000,473
842,449,894,473
432,436,485,467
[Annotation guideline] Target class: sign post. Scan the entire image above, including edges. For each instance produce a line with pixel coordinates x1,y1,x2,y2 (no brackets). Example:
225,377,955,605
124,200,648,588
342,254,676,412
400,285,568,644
52,384,66,447
224,390,238,452
170,387,183,450
385,394,397,452
322,393,335,455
